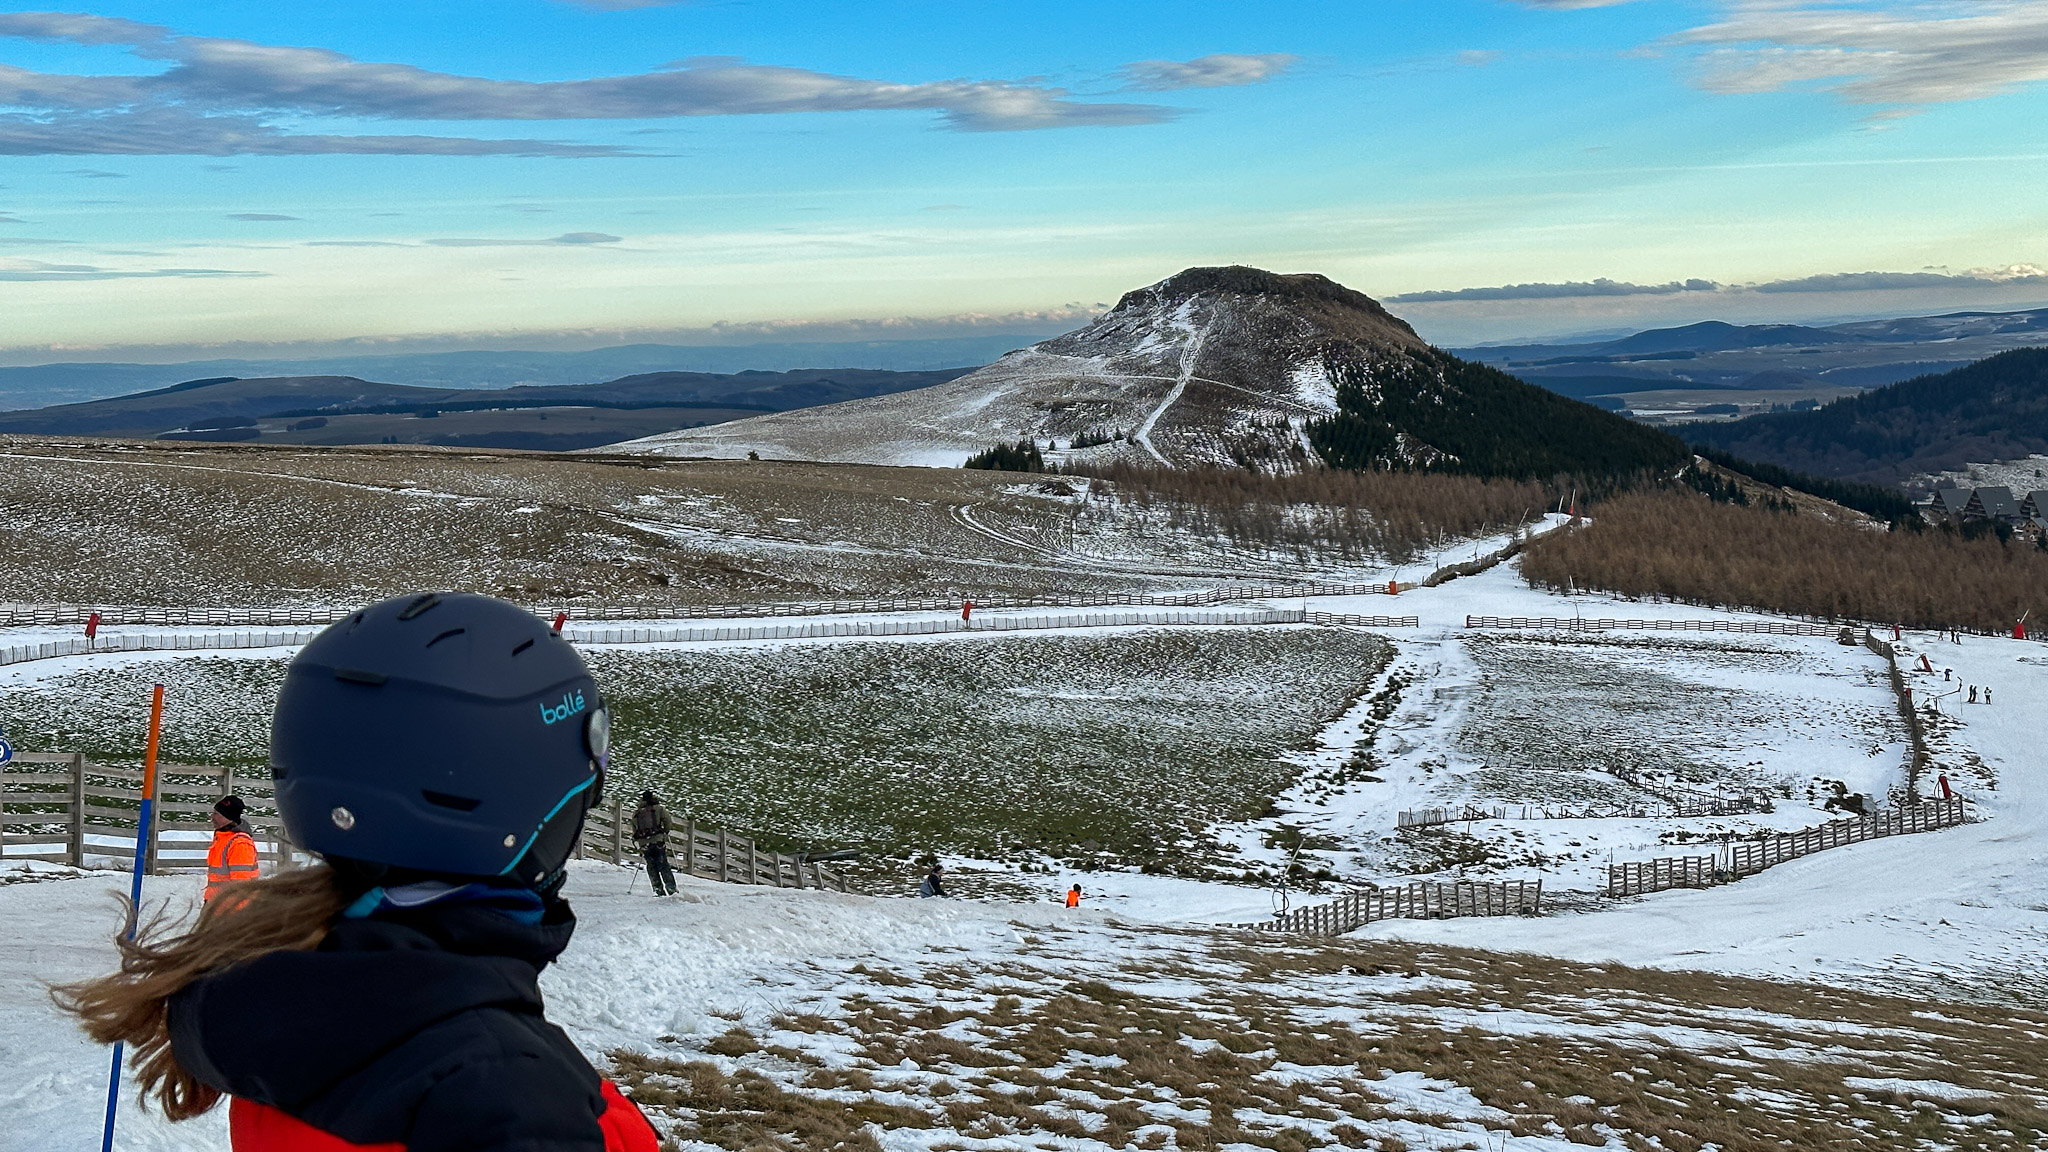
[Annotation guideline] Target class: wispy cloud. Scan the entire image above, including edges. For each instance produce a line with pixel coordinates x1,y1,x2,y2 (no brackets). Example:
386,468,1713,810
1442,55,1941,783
1120,53,1298,91
226,212,297,221
423,232,623,247
1755,265,2048,292
1391,277,1719,302
1392,265,2048,302
0,109,631,157
1675,1,2048,107
0,11,1216,154
0,256,265,281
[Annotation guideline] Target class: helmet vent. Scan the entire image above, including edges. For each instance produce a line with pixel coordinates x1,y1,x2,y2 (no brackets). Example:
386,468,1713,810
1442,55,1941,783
396,594,443,621
421,789,481,812
333,667,388,686
511,638,535,657
425,627,466,649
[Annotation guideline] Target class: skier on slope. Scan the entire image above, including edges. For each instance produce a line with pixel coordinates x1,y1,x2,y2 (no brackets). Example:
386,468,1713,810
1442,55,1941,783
631,790,678,897
56,592,658,1152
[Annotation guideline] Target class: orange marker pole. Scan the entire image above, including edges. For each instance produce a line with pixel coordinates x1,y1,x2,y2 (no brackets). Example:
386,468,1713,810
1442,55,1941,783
103,683,166,1152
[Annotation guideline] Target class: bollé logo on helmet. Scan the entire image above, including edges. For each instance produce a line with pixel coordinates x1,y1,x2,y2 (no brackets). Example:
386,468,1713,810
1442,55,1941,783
539,690,588,726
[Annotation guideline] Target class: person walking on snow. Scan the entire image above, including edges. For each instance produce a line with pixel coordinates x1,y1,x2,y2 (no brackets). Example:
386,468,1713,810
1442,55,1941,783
206,795,259,902
1065,884,1082,908
632,790,678,896
55,592,658,1152
918,864,947,898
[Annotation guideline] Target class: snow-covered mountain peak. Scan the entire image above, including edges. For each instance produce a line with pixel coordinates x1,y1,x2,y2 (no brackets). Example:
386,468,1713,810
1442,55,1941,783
611,266,1436,470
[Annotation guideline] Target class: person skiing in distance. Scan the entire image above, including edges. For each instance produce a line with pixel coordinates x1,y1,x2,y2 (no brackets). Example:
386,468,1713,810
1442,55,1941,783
54,592,657,1152
631,790,677,896
205,795,259,902
1065,884,1082,908
917,864,947,898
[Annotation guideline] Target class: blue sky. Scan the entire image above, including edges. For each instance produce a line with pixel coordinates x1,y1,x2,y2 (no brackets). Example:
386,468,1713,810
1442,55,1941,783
2,0,2046,360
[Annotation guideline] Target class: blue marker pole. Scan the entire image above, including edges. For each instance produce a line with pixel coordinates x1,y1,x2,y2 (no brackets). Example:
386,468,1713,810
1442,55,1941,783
102,683,165,1152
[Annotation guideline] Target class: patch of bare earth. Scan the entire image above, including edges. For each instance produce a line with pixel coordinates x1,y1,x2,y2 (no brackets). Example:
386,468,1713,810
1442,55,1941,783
610,931,2048,1152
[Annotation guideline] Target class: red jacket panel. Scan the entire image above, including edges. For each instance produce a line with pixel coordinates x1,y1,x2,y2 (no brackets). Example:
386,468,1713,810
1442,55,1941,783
228,1082,657,1151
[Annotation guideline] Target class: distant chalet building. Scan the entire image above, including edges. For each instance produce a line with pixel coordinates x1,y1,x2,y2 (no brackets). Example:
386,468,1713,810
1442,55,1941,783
2026,490,2048,536
1929,488,1974,522
1929,484,2046,533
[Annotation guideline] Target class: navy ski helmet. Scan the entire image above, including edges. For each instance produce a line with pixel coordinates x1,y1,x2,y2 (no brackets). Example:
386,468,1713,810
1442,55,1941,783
271,593,609,886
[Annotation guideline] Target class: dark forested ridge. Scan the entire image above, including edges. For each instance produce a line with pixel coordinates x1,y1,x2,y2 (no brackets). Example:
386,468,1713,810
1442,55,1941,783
1690,348,2048,482
1308,348,1690,481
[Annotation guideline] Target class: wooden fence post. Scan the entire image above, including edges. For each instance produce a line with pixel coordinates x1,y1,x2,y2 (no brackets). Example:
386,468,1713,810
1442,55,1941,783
67,753,86,867
716,827,728,883
682,819,695,875
609,797,623,865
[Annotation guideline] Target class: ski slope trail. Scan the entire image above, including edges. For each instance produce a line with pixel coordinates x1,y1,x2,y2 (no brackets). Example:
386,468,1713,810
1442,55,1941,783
1132,312,1211,466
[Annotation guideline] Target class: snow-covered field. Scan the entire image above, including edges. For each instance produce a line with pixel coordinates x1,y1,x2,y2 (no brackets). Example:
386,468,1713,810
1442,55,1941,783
4,549,2044,1150
8,857,2046,1152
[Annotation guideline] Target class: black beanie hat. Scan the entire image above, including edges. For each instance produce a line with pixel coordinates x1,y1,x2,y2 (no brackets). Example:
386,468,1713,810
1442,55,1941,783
215,795,246,822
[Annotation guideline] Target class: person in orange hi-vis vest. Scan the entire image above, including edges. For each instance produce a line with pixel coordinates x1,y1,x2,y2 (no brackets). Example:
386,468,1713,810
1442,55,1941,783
206,795,260,901
1065,884,1081,908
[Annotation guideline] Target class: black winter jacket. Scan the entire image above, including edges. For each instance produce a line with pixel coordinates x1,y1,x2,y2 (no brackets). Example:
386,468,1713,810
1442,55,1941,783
168,894,612,1151
630,802,669,850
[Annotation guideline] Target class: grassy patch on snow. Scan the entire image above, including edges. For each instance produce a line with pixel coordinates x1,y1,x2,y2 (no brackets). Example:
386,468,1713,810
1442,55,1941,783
614,930,2048,1152
1,629,1389,876
591,629,1390,874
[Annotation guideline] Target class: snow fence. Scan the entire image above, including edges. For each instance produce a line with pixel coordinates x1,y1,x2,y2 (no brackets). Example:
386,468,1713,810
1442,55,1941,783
0,580,1406,630
0,629,323,667
0,751,854,891
1244,879,1544,936
2,607,1421,669
1606,798,1972,897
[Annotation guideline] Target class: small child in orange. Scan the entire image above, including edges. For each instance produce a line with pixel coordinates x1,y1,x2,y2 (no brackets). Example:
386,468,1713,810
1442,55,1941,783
1065,884,1081,908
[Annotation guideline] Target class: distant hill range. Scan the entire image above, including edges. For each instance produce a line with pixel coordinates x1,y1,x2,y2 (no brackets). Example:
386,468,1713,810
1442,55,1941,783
0,368,973,452
617,266,1687,480
1689,348,2048,485
1457,308,2048,400
0,335,1043,413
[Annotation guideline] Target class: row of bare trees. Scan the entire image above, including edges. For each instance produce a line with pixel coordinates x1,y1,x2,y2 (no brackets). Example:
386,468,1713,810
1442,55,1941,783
1522,491,2045,631
1074,464,1546,562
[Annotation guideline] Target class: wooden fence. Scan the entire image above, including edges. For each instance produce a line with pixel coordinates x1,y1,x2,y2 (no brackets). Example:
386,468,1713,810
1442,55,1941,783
1306,613,1419,628
1606,798,1971,897
0,752,298,872
0,580,1404,630
1248,879,1543,936
578,800,851,892
0,606,1425,671
1607,855,1714,897
0,753,851,891
1465,616,1844,637
1863,630,1932,792
1726,798,1968,875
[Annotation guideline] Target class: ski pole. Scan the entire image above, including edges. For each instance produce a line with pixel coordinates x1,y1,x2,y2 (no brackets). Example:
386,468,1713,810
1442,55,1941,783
103,683,165,1152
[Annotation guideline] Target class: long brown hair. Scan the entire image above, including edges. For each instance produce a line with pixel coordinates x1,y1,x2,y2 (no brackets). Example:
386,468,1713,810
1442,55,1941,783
51,865,350,1120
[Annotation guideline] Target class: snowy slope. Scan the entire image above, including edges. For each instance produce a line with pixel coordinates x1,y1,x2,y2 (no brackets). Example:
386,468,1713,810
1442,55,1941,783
5,554,2046,1150
609,267,1429,469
